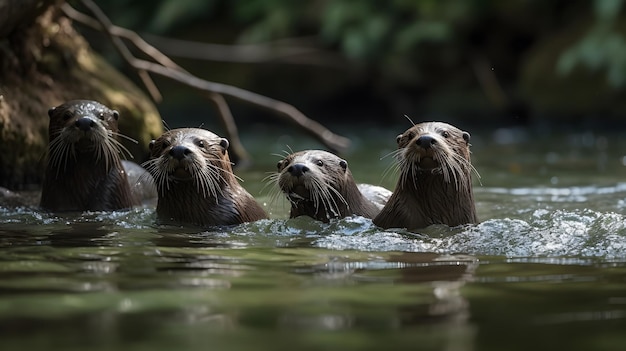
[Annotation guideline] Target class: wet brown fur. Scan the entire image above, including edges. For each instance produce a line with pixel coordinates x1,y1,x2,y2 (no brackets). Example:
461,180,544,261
271,150,381,222
144,128,267,227
40,100,137,212
373,122,478,230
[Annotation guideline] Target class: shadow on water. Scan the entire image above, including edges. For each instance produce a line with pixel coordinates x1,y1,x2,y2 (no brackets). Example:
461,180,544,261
0,241,480,350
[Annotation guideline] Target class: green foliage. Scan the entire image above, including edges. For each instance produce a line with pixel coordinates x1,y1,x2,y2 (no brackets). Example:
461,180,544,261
229,0,465,62
558,0,626,87
81,0,509,68
90,0,626,90
87,0,217,33
147,0,218,33
231,0,307,43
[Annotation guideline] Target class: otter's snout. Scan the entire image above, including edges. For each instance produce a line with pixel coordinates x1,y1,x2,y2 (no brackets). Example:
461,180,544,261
169,145,191,160
288,163,309,177
75,117,96,132
415,135,437,149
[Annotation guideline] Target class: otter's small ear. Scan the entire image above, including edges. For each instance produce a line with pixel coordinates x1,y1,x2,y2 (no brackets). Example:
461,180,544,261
48,107,56,118
112,110,119,120
396,134,403,144
339,159,348,171
149,140,155,151
219,138,230,150
462,132,471,143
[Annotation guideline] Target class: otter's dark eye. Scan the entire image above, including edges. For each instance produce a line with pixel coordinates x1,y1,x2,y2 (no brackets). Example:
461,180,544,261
63,110,73,121
149,140,156,151
219,138,229,150
396,134,403,144
462,132,471,143
441,131,450,138
197,140,205,148
47,107,56,118
316,160,324,167
161,140,171,149
112,111,119,121
339,160,347,171
277,160,283,170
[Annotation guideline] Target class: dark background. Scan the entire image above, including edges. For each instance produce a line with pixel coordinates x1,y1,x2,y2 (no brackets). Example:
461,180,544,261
75,0,626,131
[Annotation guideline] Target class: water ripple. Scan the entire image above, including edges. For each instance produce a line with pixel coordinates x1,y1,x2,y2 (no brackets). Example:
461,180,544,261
2,205,625,259
314,209,626,259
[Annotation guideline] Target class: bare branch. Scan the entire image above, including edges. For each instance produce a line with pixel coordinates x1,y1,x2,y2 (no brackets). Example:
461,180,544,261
132,59,351,152
62,3,180,70
78,0,162,102
143,34,347,68
204,91,251,165
70,0,351,157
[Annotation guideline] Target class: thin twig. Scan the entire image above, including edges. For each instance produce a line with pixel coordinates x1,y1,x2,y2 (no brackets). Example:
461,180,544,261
132,59,351,152
62,3,179,70
68,0,252,160
204,91,251,164
471,53,507,108
71,3,258,164
143,34,346,67
78,0,162,102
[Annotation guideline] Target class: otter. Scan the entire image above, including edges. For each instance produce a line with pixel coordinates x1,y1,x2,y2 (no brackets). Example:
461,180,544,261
270,149,388,222
373,122,478,230
40,100,139,212
143,128,268,227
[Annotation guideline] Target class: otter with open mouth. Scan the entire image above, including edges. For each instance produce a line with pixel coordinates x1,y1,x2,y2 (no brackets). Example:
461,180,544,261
373,122,479,230
269,149,388,222
143,128,268,227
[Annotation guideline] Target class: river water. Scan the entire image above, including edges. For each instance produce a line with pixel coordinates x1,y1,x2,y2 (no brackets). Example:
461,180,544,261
1,124,625,351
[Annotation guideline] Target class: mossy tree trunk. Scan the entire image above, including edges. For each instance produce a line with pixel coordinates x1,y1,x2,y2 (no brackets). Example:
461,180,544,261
0,0,162,189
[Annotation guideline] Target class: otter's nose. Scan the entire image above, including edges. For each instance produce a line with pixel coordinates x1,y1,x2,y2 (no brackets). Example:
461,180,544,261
169,145,191,160
288,163,309,177
416,135,437,149
75,117,96,132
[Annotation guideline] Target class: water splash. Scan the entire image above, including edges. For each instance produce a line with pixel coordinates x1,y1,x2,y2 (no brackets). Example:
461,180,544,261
2,204,624,259
314,209,626,259
0,206,156,228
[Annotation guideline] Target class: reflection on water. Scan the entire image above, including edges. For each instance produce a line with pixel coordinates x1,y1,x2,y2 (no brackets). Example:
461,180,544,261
0,128,626,350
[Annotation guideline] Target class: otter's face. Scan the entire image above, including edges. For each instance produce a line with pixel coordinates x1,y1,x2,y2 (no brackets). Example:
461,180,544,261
145,128,232,198
396,122,471,172
44,100,126,173
276,150,349,201
47,100,120,147
393,121,476,191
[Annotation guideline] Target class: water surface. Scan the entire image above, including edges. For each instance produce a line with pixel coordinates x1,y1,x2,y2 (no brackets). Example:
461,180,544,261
1,125,625,351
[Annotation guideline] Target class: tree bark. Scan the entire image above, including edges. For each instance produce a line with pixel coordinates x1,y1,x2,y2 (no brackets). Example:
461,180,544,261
0,0,162,189
0,0,59,38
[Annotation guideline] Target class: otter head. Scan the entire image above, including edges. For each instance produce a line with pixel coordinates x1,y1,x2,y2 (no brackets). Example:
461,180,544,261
48,100,120,148
373,121,478,230
144,128,233,199
395,121,473,190
275,150,355,220
45,100,125,174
